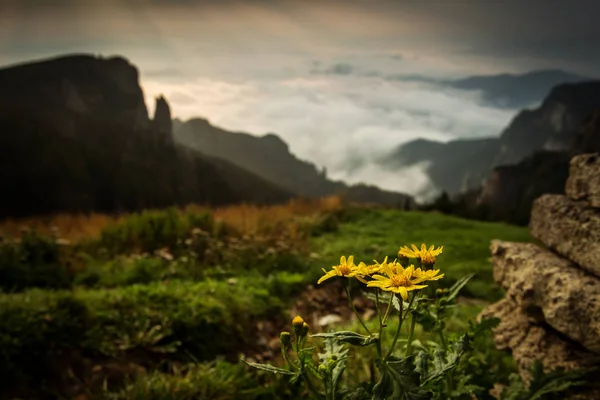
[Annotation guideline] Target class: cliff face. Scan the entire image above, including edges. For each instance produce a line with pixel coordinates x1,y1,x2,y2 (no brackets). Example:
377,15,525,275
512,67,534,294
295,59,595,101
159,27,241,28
0,54,293,218
174,118,415,208
476,107,600,225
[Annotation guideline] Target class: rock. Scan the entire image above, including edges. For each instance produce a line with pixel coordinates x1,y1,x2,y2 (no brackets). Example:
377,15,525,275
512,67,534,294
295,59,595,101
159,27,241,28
490,240,600,354
480,298,600,384
529,194,600,278
152,95,173,137
566,153,600,207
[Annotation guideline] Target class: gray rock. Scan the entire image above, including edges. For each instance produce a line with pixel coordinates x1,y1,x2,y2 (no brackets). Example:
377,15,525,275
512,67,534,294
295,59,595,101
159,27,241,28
490,240,600,354
529,194,600,278
566,153,600,208
480,298,600,385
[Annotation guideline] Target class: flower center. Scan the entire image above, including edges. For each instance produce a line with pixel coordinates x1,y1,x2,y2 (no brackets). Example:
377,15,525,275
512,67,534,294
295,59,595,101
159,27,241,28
338,264,352,275
390,275,412,287
421,253,436,265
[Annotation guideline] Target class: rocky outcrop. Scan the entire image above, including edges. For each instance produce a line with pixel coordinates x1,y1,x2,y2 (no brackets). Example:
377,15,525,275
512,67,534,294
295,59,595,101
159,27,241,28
530,195,600,277
481,154,600,398
481,298,599,383
566,153,600,207
489,241,600,353
152,95,173,138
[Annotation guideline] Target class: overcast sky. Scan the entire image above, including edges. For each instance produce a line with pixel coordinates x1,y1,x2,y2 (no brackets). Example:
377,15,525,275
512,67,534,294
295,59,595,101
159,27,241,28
1,0,599,198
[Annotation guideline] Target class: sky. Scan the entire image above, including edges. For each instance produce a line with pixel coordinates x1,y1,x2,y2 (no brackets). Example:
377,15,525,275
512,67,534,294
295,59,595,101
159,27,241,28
1,0,599,199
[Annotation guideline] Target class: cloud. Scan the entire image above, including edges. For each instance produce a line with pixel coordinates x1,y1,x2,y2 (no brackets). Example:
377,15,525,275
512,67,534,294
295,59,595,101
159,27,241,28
142,71,516,201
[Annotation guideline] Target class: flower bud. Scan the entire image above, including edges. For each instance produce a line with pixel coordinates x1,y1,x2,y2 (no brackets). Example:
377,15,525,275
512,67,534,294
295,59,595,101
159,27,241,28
301,321,310,337
280,331,292,349
292,316,305,336
318,364,327,373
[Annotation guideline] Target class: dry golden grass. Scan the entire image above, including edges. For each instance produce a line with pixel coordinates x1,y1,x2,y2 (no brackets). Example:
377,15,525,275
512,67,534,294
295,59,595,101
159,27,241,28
0,196,343,242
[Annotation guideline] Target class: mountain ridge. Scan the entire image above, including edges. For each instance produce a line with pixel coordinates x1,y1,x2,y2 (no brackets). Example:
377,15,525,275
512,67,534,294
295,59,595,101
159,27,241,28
0,54,295,218
173,117,415,207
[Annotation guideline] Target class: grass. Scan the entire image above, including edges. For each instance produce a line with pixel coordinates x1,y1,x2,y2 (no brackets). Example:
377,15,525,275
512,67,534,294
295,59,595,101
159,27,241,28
310,208,533,301
0,202,534,399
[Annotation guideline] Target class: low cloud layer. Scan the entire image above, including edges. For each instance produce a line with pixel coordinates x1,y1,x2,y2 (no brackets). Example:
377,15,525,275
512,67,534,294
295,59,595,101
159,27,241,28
143,69,517,201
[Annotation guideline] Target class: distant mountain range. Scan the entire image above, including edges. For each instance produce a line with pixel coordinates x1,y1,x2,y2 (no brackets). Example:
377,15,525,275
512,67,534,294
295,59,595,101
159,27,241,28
389,69,593,109
0,54,413,219
446,69,593,109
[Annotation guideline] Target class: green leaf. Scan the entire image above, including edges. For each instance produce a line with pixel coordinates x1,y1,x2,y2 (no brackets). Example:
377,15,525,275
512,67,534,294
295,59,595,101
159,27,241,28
386,356,432,400
422,334,470,385
444,273,475,302
241,359,295,375
414,351,429,376
372,366,393,400
311,331,379,347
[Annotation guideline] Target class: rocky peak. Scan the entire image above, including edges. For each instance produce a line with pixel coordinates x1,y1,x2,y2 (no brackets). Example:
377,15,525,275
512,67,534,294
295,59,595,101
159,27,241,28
152,95,172,136
0,54,149,129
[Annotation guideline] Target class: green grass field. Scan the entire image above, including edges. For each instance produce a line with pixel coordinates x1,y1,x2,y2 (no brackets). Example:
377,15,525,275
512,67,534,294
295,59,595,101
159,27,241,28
0,206,534,399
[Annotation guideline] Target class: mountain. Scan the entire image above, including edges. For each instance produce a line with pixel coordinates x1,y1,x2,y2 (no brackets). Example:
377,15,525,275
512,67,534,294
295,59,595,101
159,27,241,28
173,118,414,207
384,81,600,196
0,54,293,218
447,69,593,109
476,109,600,225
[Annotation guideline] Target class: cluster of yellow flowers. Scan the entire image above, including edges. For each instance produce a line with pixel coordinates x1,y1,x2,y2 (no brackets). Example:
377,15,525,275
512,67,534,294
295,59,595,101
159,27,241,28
317,244,444,300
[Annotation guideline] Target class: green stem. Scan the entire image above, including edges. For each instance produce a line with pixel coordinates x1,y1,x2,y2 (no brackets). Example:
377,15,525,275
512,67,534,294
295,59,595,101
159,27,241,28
438,329,454,395
381,293,394,326
345,285,372,335
281,347,297,371
384,295,405,360
302,370,321,399
404,312,417,357
374,289,383,359
404,292,421,357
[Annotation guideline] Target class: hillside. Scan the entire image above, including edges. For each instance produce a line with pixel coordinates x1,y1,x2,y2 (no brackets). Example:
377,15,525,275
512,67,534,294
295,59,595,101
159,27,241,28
174,118,415,207
384,81,600,196
0,55,293,218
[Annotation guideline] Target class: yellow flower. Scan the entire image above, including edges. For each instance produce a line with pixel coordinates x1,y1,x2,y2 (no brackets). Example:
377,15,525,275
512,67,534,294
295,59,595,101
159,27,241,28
411,266,445,282
318,255,369,284
398,243,443,265
367,263,443,300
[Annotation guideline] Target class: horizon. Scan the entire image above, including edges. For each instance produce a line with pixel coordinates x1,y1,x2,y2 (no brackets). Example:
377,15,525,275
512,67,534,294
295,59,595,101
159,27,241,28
2,0,599,199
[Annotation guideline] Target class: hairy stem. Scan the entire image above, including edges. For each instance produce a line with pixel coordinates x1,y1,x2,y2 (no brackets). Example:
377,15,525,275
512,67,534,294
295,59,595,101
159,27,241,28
345,285,372,335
